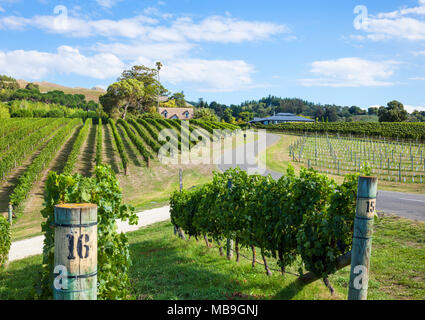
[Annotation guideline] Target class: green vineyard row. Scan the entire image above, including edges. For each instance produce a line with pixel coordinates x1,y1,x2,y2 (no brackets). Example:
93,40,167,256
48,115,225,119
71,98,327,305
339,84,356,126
10,118,81,209
0,119,67,181
255,122,425,140
96,118,103,166
171,167,359,280
117,119,152,162
109,119,129,173
62,118,92,175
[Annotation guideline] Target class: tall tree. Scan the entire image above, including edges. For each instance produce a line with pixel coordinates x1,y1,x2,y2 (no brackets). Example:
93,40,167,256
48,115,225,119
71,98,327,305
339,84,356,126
378,100,408,122
119,65,168,112
194,108,218,122
100,79,144,119
171,91,186,108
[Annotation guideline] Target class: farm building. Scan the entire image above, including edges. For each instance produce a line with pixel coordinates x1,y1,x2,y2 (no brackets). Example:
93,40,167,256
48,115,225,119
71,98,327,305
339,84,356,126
249,113,314,125
158,107,194,120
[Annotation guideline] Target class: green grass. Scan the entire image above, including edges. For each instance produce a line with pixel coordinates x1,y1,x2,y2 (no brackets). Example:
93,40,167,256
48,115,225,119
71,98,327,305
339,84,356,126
329,215,425,300
1,215,424,300
127,222,337,300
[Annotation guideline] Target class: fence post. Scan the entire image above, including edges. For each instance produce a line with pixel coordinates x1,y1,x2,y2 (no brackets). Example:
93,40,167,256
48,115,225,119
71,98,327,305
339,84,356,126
53,204,98,300
8,203,13,225
173,169,186,240
348,176,378,300
226,179,234,260
173,169,183,236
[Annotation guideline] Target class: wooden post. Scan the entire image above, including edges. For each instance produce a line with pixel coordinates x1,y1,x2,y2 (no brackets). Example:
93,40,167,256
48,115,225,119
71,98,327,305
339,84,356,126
8,203,12,225
174,169,183,236
226,179,233,260
348,176,378,300
174,169,186,240
53,204,97,300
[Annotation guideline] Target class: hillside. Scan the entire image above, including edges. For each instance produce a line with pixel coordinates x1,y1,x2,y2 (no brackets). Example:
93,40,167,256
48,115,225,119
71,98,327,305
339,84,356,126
16,80,105,103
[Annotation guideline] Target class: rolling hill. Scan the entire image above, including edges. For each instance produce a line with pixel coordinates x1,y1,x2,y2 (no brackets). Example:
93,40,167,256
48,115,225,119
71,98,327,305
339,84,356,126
16,80,105,103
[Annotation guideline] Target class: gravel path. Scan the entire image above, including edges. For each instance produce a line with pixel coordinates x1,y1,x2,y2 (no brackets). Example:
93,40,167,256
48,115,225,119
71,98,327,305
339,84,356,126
8,206,171,262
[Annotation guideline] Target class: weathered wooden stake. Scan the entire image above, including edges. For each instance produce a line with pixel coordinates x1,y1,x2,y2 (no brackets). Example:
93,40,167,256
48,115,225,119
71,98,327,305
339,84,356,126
251,245,256,268
348,176,378,300
226,239,234,260
53,204,98,300
217,240,224,256
235,239,240,263
8,203,13,225
226,179,234,260
261,250,272,276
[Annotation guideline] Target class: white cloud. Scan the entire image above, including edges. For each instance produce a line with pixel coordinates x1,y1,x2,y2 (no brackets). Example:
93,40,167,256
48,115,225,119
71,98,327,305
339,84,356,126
96,0,123,9
0,9,287,92
369,104,425,113
148,16,288,43
353,1,425,41
404,105,425,112
409,77,425,80
413,50,425,56
0,46,124,80
93,41,194,60
0,13,288,43
160,59,255,92
298,57,398,87
0,44,256,92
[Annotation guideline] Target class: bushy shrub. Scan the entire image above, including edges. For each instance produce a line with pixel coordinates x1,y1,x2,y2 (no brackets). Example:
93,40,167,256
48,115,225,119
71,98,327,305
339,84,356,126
0,216,11,269
34,165,138,299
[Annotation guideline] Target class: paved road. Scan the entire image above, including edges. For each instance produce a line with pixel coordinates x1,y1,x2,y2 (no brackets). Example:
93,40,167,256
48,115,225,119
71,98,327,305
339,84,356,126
217,132,425,222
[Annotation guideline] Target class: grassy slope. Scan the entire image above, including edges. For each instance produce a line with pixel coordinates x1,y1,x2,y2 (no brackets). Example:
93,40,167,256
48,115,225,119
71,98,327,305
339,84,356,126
1,215,423,300
260,133,425,195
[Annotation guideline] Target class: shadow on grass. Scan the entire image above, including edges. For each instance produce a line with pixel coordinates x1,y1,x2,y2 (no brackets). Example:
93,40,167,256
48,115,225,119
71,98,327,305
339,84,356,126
0,256,42,300
128,231,309,300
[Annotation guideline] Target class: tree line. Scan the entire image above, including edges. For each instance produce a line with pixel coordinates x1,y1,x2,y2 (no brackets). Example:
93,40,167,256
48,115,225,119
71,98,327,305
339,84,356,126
189,96,424,124
0,76,99,110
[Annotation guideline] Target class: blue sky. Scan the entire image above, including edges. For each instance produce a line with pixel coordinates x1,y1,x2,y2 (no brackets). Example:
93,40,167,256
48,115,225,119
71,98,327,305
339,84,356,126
0,0,424,111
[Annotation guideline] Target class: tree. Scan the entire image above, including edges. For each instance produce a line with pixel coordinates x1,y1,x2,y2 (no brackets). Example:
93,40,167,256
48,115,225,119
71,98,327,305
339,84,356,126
238,111,254,122
0,75,19,90
324,106,338,122
171,92,186,108
348,106,365,115
25,83,40,92
378,100,408,122
119,65,168,112
100,79,144,119
222,108,234,123
368,107,378,116
194,108,218,122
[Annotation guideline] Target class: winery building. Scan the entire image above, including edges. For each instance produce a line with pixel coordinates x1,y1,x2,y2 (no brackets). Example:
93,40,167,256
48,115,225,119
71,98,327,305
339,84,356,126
249,113,314,125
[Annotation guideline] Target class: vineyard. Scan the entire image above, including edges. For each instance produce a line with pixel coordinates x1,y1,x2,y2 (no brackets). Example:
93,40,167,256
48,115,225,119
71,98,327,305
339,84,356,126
170,167,359,284
289,134,425,184
255,122,425,140
0,117,240,224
